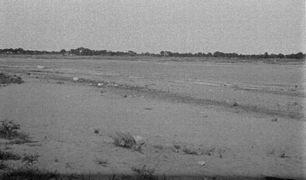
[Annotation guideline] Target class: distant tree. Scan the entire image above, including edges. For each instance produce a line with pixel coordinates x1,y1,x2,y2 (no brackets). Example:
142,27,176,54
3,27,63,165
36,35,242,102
128,50,137,56
60,49,66,54
264,52,269,58
278,53,285,58
213,51,225,57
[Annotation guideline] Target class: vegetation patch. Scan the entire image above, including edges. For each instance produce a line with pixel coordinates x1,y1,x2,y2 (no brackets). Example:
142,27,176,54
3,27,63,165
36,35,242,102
0,150,21,160
0,119,30,142
111,132,143,152
0,168,59,180
0,72,24,85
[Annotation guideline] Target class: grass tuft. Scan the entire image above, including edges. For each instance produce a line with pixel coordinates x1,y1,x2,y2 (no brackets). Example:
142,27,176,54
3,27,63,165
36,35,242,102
0,72,24,85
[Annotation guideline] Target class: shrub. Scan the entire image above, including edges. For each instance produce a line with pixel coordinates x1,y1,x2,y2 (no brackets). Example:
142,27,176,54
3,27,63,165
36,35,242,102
112,132,137,149
0,119,30,142
111,131,143,152
0,150,21,160
0,73,24,85
0,120,21,139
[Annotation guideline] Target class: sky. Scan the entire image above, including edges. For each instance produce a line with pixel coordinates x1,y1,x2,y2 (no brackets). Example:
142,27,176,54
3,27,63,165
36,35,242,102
0,0,305,54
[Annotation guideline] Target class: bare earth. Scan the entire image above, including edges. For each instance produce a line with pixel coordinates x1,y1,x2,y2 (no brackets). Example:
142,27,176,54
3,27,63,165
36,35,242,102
0,56,305,179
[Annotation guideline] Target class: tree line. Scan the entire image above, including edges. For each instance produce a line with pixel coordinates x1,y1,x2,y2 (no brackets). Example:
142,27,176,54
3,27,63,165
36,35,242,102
0,47,304,59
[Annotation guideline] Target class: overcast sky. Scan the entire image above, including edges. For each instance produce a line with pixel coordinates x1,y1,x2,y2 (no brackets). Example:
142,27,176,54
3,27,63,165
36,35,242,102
0,0,305,54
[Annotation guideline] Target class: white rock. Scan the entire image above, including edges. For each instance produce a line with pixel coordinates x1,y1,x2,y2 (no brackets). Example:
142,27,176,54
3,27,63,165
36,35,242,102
133,135,145,145
197,161,206,166
37,65,45,69
73,77,79,81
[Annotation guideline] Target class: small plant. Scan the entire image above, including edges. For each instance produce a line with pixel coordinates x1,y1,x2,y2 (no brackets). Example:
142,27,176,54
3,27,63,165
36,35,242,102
0,150,21,160
132,165,156,180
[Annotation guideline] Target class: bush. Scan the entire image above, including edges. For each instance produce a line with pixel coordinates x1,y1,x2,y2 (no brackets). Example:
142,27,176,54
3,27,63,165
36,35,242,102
0,120,21,139
0,119,30,142
112,131,137,149
0,72,24,85
0,150,21,160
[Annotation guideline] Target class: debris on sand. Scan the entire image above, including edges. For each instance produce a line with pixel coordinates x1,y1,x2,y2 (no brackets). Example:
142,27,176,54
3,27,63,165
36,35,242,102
182,146,199,155
0,72,24,85
97,83,104,87
232,101,239,107
73,77,79,81
133,135,145,145
197,161,206,166
36,65,45,69
271,117,278,122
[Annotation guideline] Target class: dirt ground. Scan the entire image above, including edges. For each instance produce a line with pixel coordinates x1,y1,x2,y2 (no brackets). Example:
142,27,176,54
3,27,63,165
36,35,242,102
0,56,305,179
